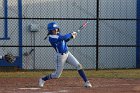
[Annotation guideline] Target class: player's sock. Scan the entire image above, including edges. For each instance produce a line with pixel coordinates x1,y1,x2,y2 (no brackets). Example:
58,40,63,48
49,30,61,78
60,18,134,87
42,74,52,81
78,69,88,82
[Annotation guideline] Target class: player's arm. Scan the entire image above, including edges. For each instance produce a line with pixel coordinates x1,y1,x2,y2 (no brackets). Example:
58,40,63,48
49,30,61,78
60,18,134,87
58,32,77,42
49,32,77,43
60,33,72,42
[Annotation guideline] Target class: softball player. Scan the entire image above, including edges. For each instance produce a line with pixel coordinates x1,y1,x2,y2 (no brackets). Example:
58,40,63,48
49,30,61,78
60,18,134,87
39,22,92,88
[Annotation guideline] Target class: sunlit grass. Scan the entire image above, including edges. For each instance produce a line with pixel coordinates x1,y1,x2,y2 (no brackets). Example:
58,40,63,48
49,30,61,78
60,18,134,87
0,69,140,79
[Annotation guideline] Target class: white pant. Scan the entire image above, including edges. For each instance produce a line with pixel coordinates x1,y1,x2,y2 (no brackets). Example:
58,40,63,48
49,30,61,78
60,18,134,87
51,51,81,79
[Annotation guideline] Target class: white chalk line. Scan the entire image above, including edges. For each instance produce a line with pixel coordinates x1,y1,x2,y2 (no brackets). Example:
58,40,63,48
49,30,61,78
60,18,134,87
58,90,69,93
18,87,41,90
18,88,69,93
41,92,56,93
41,90,69,93
93,84,140,88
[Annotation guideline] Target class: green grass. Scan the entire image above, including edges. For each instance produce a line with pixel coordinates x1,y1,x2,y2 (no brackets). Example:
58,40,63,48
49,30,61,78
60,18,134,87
93,69,140,79
0,69,140,79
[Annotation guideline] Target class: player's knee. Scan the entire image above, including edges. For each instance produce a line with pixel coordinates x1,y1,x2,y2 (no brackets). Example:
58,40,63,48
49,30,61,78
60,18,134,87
76,64,83,70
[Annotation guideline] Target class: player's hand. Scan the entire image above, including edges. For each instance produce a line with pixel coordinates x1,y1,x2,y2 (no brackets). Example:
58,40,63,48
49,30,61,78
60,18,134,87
71,32,77,39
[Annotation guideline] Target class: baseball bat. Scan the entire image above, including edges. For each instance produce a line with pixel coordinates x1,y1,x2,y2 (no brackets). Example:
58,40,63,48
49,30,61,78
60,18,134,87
76,21,89,33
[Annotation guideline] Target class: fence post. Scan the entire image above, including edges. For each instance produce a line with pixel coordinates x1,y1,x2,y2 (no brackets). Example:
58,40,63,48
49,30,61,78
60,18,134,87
96,0,99,70
136,0,140,68
18,0,23,68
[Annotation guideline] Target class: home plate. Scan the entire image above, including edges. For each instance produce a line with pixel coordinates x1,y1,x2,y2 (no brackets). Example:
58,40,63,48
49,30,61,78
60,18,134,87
19,87,41,90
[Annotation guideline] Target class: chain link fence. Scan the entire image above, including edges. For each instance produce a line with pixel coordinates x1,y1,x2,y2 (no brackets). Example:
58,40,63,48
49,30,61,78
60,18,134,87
0,0,138,70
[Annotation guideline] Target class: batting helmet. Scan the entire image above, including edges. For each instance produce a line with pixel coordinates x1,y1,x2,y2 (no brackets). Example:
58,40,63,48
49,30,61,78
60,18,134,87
47,22,59,32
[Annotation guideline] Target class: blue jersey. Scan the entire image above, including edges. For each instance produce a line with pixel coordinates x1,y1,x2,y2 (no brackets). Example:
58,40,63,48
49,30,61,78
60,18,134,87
49,33,72,53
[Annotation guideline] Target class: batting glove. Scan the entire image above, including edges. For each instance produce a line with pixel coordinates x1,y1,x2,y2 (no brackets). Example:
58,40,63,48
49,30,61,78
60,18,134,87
71,32,77,39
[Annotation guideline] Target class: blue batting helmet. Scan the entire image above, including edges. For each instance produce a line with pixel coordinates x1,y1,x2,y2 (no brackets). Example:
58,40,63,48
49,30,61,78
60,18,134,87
47,22,59,32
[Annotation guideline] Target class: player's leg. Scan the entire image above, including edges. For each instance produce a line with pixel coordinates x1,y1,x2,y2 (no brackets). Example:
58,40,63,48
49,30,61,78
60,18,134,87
66,51,92,88
66,51,88,82
39,53,67,87
42,54,65,80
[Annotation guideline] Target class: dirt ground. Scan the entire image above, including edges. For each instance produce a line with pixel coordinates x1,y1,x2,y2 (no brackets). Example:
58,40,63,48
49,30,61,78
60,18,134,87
0,77,140,93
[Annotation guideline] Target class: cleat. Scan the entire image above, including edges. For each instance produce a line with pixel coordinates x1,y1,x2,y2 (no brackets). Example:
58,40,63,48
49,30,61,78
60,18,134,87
84,81,92,88
39,78,45,87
